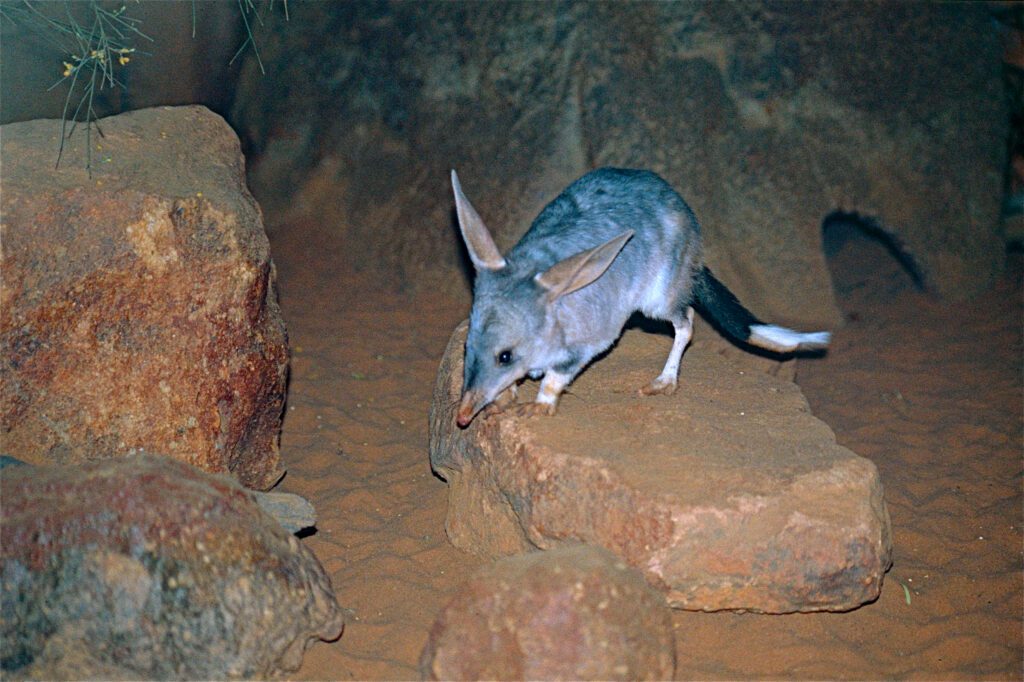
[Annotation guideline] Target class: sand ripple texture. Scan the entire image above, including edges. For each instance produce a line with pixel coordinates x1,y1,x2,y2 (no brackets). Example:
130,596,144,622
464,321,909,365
272,222,1022,680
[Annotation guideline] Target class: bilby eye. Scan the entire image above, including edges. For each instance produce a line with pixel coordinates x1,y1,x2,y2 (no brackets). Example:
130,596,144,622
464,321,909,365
497,349,513,366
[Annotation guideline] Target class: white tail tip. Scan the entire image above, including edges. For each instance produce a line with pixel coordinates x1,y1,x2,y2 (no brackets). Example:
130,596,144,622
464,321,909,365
748,324,831,353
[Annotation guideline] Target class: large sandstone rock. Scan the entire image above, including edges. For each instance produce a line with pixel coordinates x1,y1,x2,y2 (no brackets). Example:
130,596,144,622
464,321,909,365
420,544,675,681
429,322,892,613
0,454,344,679
0,106,288,490
234,2,1007,328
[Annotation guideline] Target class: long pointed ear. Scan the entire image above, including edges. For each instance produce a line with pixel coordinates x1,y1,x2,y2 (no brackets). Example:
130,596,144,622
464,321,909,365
535,230,634,301
451,170,506,271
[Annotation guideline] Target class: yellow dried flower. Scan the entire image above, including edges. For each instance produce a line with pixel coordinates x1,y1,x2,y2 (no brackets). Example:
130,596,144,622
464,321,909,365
62,62,74,77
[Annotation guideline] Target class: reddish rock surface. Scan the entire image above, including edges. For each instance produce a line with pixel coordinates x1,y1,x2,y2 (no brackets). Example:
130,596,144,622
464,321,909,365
0,454,344,679
0,106,288,490
430,321,892,614
420,544,675,681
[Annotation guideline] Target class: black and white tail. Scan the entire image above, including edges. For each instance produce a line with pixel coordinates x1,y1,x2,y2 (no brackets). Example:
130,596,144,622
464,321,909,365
693,267,830,353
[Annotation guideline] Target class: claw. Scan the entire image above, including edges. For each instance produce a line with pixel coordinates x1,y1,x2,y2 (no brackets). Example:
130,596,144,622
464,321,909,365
513,402,557,418
479,384,520,420
639,378,677,396
480,402,507,419
493,384,519,409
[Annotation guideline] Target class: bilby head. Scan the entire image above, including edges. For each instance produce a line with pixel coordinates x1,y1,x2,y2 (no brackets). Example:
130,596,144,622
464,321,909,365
451,170,632,427
457,272,550,426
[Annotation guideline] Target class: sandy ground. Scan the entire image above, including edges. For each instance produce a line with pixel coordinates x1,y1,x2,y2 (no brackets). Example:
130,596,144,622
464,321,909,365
269,219,1022,680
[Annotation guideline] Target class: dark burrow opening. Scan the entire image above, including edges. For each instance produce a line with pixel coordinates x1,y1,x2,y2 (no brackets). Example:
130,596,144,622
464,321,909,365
821,211,924,318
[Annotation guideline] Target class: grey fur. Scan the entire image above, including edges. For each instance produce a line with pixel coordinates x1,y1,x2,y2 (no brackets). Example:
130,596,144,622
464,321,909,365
452,167,830,427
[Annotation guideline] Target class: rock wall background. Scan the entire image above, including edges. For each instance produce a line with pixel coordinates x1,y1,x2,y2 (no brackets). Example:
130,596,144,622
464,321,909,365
232,1,1008,328
4,3,1010,326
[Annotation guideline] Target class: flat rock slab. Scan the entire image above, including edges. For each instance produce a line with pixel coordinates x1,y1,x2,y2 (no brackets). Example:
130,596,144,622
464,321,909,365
430,322,892,613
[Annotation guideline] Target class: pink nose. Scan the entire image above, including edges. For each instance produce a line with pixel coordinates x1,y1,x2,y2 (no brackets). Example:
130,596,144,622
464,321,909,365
456,394,478,428
456,404,474,428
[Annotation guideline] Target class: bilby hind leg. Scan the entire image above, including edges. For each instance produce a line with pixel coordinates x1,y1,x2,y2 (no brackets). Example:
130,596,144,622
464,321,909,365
640,306,694,396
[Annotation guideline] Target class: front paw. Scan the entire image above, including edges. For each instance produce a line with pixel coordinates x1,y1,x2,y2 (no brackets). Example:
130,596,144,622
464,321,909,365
480,385,520,420
513,402,557,418
492,384,519,409
480,402,508,420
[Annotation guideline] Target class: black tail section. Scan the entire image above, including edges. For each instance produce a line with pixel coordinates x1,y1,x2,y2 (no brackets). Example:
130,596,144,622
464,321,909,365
692,267,762,344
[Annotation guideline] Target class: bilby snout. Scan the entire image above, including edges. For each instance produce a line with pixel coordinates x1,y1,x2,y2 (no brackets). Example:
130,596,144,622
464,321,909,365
456,390,484,428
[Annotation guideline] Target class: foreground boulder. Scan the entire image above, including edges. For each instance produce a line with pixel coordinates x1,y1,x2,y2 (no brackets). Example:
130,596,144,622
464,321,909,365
0,106,288,490
430,322,892,613
236,3,1006,328
420,544,675,681
0,454,344,679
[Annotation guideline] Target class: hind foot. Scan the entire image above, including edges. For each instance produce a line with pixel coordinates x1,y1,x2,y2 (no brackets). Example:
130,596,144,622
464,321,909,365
639,377,677,396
